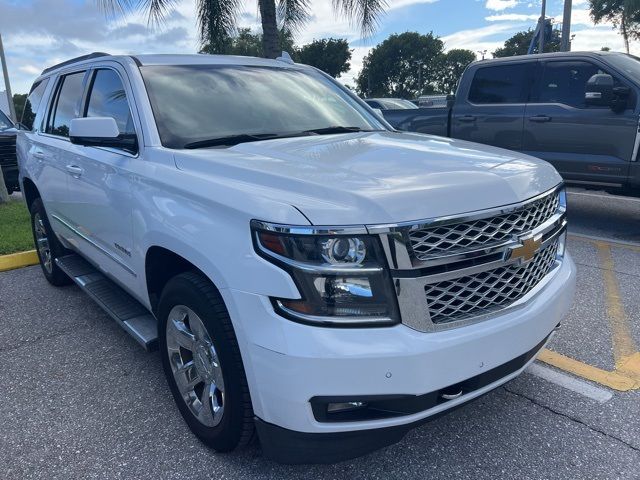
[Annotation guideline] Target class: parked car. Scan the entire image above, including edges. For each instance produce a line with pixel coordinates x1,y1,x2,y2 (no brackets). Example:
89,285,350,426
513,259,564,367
18,52,576,464
380,51,640,196
364,97,418,110
0,108,18,193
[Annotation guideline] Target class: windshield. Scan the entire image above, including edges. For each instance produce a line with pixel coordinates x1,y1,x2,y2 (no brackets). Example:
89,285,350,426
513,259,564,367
606,53,640,81
0,109,13,130
141,65,385,149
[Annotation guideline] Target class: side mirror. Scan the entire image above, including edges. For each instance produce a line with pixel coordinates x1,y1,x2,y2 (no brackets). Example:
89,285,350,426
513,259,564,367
446,94,456,109
69,117,137,153
585,74,614,107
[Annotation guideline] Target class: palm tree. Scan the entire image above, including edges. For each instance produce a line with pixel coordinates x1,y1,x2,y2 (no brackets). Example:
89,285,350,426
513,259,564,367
589,0,640,53
96,0,388,59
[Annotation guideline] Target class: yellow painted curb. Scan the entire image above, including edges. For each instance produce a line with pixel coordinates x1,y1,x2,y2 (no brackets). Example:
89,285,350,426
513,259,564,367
0,250,39,272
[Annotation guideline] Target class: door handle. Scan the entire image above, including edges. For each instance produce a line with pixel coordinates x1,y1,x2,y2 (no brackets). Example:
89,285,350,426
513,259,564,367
32,149,46,160
458,115,476,123
66,165,84,178
529,115,552,123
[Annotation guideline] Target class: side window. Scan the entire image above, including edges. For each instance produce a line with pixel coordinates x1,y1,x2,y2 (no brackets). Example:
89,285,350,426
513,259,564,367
537,61,635,109
47,72,85,137
85,69,135,136
21,78,49,131
468,64,529,104
538,61,601,108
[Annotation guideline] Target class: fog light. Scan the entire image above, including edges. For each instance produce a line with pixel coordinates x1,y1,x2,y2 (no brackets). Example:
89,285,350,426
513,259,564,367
326,401,368,413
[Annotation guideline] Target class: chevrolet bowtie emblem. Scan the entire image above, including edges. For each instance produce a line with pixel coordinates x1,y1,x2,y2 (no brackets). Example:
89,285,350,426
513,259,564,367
510,236,542,264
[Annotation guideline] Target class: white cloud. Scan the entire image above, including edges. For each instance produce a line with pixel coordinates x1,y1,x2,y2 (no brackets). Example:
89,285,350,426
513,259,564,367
442,23,517,54
486,13,538,22
485,0,519,11
388,0,440,10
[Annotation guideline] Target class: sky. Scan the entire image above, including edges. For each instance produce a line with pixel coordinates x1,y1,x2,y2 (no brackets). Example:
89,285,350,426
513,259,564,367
0,0,637,94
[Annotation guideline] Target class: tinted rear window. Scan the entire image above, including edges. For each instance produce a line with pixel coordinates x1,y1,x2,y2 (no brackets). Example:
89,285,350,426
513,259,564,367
21,78,49,131
469,64,529,104
47,72,85,137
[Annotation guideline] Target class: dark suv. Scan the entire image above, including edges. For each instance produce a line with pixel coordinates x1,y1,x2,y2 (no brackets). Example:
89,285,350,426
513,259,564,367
0,108,18,193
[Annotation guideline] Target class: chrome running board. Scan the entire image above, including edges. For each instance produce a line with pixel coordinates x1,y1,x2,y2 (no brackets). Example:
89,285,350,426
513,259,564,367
56,254,158,351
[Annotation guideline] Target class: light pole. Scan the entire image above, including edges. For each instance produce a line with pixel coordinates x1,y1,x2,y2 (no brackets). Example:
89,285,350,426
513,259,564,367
561,0,572,52
539,0,547,53
0,33,16,123
477,50,487,60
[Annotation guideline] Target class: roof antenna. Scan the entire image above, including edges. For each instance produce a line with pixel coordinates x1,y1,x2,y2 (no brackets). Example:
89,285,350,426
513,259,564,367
276,51,294,64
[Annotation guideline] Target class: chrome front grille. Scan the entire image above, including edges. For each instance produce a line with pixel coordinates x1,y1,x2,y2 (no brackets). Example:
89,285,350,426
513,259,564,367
424,239,559,324
372,186,567,332
409,191,560,260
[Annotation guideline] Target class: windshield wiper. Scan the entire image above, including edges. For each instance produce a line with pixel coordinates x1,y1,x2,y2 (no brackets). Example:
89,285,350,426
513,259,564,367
183,127,375,149
302,126,374,135
184,133,283,149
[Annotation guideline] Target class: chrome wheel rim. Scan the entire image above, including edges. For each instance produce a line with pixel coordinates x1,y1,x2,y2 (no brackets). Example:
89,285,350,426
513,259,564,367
166,305,225,427
34,212,52,274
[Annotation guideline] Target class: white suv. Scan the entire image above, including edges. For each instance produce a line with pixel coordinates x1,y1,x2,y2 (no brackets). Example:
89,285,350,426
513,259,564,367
17,53,576,464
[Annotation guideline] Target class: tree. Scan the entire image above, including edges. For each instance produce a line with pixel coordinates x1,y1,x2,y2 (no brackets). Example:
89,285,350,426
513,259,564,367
201,30,351,78
589,0,640,53
433,49,476,94
296,38,352,78
96,0,387,59
200,27,294,57
12,93,26,124
493,28,562,57
356,32,445,98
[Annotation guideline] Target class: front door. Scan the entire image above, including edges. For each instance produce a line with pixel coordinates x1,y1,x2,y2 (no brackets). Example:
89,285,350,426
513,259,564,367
523,59,637,186
452,61,534,151
63,66,140,291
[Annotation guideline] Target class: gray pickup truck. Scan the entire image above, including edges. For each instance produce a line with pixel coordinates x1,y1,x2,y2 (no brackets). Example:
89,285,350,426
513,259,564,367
381,51,640,195
0,108,18,193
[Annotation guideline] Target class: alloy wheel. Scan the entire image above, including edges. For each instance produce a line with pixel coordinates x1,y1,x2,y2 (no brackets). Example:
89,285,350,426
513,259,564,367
34,212,52,274
166,305,225,427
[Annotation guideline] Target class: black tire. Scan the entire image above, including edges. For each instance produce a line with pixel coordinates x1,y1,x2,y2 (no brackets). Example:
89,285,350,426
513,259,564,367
29,198,72,286
158,271,255,452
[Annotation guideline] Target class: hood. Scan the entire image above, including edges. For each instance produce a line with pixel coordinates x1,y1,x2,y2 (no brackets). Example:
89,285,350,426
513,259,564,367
174,131,562,226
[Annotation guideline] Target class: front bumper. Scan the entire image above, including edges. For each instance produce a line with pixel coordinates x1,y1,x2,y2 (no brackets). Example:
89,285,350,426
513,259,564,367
221,253,576,462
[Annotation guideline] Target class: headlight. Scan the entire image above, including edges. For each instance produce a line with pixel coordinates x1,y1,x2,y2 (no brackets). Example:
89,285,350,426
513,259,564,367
251,220,400,327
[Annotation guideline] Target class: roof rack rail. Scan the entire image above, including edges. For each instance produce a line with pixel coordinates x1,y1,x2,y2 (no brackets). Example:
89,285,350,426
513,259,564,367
41,52,111,76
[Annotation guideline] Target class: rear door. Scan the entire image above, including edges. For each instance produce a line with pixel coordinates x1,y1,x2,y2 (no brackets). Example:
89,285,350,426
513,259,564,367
452,61,534,151
523,59,637,186
35,71,88,235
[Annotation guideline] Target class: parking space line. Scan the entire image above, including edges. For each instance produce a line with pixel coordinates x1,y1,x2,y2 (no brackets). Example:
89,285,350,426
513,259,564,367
537,236,640,391
568,233,640,252
538,349,639,391
526,363,613,403
596,241,638,364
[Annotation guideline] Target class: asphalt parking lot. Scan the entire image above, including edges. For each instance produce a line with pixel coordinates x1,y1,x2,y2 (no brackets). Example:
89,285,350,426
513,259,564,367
1,188,639,479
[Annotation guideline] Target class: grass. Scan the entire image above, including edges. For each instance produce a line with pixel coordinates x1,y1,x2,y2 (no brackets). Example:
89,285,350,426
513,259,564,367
0,199,34,255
